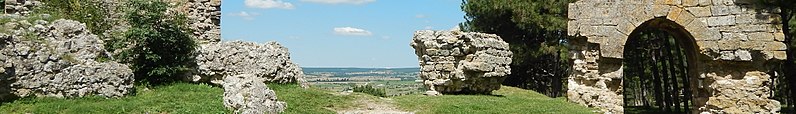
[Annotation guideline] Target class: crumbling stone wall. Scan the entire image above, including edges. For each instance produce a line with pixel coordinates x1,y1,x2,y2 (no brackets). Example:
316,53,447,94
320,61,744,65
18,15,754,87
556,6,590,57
192,41,307,86
170,0,221,44
3,0,41,16
410,29,512,95
568,0,785,113
0,19,134,100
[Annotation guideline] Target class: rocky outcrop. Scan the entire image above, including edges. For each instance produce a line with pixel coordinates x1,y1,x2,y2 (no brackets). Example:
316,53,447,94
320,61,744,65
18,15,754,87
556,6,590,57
0,19,134,100
223,74,287,114
410,29,512,95
193,41,306,86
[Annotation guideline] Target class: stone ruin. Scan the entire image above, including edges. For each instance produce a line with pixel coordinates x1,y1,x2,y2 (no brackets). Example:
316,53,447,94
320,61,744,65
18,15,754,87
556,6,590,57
410,29,512,95
223,74,287,114
169,0,222,44
2,0,293,113
3,0,41,16
568,0,785,113
169,0,298,112
0,19,134,101
192,40,307,87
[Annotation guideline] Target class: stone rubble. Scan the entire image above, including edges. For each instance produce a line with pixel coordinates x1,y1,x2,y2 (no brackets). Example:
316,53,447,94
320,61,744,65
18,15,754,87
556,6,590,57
3,0,42,16
193,41,307,87
169,0,221,44
223,74,287,114
0,19,134,101
410,29,512,95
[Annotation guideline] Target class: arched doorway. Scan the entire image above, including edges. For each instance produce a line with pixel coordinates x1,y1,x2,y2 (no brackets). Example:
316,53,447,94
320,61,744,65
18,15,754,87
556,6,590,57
622,18,699,113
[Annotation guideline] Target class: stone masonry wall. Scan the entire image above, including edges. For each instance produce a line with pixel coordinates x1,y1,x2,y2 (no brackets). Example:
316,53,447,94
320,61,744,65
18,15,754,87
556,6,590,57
170,0,221,44
410,29,512,95
1,19,134,101
3,0,41,16
568,0,784,113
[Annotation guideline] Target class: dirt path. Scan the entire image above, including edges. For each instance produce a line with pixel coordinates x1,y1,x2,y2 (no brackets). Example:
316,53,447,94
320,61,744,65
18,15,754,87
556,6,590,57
337,93,414,114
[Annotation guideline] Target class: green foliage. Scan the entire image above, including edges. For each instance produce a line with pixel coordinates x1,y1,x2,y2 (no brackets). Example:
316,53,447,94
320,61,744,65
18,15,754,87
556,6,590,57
461,0,573,32
353,85,387,97
36,0,113,35
461,0,574,97
110,0,196,84
393,86,597,114
756,0,796,108
269,84,357,114
0,83,229,113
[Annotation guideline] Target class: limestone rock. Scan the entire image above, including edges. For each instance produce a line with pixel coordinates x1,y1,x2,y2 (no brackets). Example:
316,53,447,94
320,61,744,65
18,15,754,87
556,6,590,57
410,29,512,94
0,19,134,99
169,0,221,44
223,74,286,114
193,41,307,87
3,0,41,16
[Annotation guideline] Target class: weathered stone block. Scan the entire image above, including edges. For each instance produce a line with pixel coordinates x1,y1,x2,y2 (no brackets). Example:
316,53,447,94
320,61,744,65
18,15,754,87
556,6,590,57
411,29,512,94
193,41,307,86
748,32,775,41
667,7,684,21
653,5,671,17
764,42,787,51
707,15,736,26
698,0,712,6
774,32,785,41
686,7,713,17
683,0,698,6
675,9,696,25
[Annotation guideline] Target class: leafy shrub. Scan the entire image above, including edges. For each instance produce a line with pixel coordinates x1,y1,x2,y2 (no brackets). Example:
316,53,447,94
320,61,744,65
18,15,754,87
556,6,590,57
353,85,387,97
110,0,196,84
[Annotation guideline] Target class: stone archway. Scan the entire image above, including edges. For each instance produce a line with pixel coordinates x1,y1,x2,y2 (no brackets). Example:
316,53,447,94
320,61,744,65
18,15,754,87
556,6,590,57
567,0,785,113
622,18,699,113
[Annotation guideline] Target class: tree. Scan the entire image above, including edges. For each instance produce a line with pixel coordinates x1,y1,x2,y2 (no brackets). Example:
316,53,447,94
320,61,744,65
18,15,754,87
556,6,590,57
757,0,796,110
110,0,197,84
461,0,575,97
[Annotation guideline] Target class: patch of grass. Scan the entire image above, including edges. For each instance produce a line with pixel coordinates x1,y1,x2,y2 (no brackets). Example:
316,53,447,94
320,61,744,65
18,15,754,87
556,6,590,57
268,84,356,114
393,86,598,114
0,83,229,114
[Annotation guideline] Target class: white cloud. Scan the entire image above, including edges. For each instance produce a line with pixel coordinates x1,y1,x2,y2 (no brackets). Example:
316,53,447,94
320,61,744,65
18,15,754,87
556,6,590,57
424,26,433,29
229,11,260,20
334,27,373,36
301,0,375,5
415,14,427,18
245,0,295,9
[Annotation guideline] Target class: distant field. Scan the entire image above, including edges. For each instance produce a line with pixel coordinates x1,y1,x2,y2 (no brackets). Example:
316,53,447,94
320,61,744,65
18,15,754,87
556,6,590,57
302,67,420,73
303,67,423,97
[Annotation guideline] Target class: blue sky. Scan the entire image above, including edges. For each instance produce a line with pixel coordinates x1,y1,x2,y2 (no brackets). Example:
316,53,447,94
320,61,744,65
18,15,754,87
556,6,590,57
222,0,465,68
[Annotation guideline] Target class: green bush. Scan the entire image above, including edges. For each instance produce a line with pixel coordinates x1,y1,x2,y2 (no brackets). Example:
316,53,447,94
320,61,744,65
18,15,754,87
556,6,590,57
353,85,387,97
109,0,196,85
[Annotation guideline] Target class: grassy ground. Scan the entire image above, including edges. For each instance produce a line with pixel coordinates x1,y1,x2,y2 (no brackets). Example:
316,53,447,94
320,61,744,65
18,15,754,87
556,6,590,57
393,86,598,114
0,84,599,114
0,83,229,114
268,84,357,114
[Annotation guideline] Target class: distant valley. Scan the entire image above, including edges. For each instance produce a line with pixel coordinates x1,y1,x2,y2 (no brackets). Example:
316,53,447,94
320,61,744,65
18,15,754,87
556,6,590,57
302,67,424,96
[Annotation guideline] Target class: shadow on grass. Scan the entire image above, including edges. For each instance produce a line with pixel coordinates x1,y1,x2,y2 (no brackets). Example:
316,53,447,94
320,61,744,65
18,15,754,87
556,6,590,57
441,93,506,97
